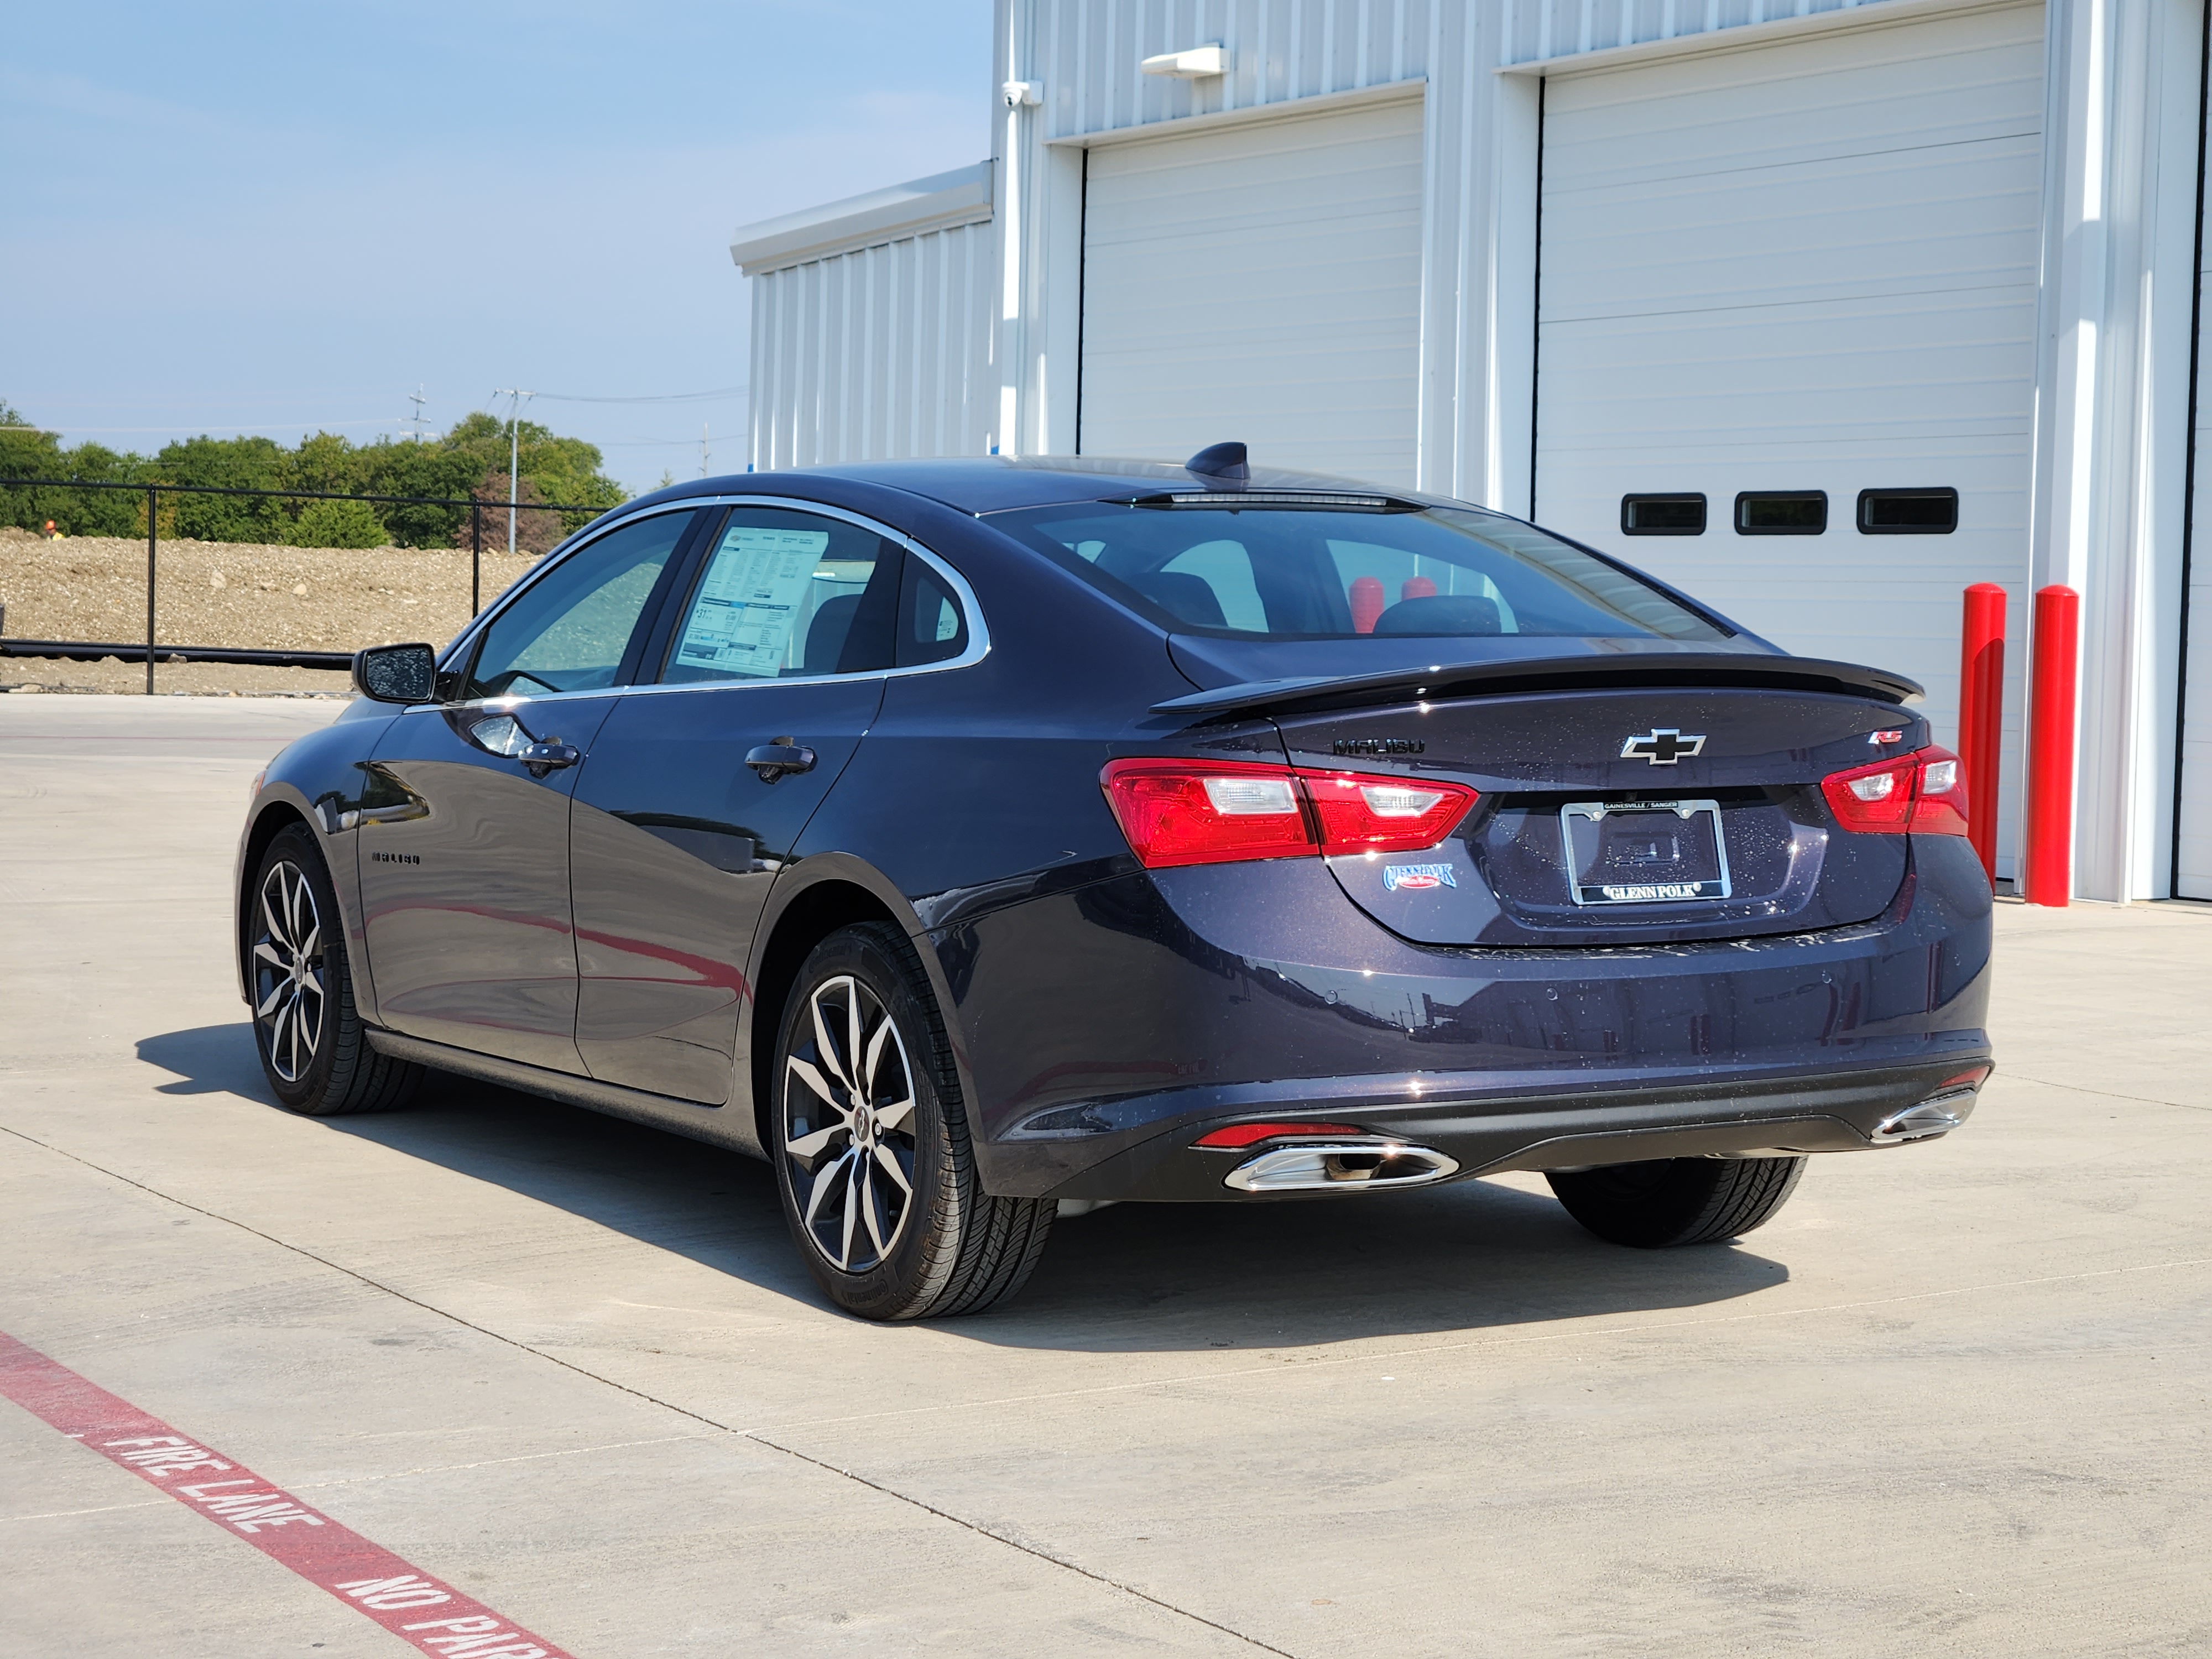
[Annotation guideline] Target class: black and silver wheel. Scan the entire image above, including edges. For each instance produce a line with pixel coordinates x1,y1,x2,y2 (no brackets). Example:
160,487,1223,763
1547,1155,1806,1248
773,922,1052,1319
252,856,326,1087
247,824,421,1117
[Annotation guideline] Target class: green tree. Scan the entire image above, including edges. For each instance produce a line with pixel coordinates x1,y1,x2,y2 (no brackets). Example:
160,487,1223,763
152,434,293,543
0,403,629,546
291,496,388,548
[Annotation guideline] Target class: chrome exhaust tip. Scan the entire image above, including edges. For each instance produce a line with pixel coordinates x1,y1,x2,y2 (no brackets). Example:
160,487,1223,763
1223,1140,1460,1194
1872,1087,1980,1145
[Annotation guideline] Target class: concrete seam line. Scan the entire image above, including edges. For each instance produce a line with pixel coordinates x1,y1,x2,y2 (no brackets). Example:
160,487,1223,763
0,1124,1303,1656
1999,1073,2212,1114
740,1429,1306,1658
0,1331,582,1659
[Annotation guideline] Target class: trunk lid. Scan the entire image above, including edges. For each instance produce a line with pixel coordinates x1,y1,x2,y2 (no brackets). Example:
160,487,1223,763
1269,685,1925,948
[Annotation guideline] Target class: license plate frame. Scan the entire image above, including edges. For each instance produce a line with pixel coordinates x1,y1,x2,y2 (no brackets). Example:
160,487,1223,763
1559,799,1732,906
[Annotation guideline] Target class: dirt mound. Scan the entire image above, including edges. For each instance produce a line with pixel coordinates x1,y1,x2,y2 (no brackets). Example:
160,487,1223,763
0,526,539,694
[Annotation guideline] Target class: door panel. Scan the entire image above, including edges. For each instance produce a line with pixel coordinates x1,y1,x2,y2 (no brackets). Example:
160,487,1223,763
567,503,904,1104
570,679,885,1102
358,696,619,1071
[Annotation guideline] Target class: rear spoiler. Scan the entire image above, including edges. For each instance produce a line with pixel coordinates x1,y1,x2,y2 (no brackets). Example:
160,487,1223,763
1151,653,1924,722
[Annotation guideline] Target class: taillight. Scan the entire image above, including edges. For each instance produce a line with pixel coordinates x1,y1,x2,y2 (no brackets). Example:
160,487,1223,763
1301,773,1478,855
1820,745,1970,837
1100,759,1478,869
1098,759,1315,868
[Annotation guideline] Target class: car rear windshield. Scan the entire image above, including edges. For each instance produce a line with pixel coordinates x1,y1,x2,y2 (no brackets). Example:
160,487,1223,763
987,499,1729,643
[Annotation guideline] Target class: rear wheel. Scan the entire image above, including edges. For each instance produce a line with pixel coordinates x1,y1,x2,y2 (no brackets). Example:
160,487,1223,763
248,824,421,1117
1546,1155,1806,1248
771,922,1052,1320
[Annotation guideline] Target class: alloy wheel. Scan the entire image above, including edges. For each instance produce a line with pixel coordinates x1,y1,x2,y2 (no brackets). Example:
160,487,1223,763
782,974,919,1274
252,861,326,1084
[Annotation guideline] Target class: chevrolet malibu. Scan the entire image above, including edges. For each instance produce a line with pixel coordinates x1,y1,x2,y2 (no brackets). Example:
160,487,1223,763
236,446,1994,1319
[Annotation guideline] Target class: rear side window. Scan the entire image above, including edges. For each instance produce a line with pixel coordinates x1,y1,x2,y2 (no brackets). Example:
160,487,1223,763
660,507,899,683
898,558,971,666
987,501,1727,643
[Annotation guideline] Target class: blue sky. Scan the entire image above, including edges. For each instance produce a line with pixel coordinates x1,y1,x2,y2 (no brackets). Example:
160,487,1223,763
4,2,992,493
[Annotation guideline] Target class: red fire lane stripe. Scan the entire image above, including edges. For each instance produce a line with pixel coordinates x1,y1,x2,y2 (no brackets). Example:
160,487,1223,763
0,1331,581,1658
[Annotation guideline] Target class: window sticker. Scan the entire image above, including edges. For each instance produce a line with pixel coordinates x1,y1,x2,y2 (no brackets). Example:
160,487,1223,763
674,526,831,677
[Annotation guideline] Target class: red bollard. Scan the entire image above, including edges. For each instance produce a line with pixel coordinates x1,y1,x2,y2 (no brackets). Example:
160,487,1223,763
2023,585,2080,906
1958,583,2006,883
1349,575,1385,634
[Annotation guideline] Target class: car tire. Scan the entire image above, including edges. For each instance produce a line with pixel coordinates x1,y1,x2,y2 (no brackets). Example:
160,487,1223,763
1546,1155,1806,1248
771,921,1052,1320
248,823,422,1117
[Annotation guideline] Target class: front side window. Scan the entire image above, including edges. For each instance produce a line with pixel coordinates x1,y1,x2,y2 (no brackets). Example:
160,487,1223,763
465,510,696,699
988,501,1726,643
661,508,899,684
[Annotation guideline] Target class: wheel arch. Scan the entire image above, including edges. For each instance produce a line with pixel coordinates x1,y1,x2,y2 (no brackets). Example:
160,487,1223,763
745,856,978,1162
237,797,315,1002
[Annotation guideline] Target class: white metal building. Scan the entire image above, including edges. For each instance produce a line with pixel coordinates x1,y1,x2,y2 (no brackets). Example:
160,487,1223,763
731,0,2212,905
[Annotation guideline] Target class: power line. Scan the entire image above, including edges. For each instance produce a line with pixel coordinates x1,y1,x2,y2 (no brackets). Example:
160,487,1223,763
530,385,748,405
7,419,408,435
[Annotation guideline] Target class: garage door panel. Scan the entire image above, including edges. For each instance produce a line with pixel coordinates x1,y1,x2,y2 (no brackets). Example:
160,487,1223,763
1536,3,2042,879
1545,9,2043,191
1080,95,1422,484
1543,139,2043,320
1541,289,2038,453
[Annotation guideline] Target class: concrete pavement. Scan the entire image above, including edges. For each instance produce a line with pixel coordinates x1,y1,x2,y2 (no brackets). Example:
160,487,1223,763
2,694,2207,1656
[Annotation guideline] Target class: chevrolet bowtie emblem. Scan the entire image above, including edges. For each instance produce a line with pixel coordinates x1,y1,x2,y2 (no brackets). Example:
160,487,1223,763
1621,728,1706,765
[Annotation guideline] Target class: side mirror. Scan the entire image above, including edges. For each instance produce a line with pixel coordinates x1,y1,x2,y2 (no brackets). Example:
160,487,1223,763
352,642,439,705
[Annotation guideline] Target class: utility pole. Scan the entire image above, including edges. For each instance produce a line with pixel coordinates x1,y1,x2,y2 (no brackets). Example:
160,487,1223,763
406,385,427,440
490,388,535,554
701,421,711,478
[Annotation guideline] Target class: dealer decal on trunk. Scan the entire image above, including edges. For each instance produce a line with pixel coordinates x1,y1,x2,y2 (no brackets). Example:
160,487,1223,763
1382,863,1457,891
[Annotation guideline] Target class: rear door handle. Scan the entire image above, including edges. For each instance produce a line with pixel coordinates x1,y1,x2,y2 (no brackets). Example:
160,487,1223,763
745,741,817,781
521,741,581,778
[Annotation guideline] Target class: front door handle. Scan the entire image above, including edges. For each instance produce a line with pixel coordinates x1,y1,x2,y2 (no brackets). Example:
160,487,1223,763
745,740,817,782
521,740,581,778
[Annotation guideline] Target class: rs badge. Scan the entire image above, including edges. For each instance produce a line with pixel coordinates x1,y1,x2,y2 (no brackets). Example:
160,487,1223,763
1383,863,1458,892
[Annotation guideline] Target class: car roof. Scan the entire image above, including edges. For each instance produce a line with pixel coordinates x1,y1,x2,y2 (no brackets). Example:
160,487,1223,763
624,456,1460,518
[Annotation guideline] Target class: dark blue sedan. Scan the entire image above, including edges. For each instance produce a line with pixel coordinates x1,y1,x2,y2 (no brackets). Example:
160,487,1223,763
236,446,1994,1319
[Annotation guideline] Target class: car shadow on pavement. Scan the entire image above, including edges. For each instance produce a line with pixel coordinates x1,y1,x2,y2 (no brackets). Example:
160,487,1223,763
144,1024,1790,1352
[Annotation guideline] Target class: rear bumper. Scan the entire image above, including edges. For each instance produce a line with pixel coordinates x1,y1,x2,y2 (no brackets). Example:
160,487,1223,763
1037,1057,1985,1201
931,834,1993,1200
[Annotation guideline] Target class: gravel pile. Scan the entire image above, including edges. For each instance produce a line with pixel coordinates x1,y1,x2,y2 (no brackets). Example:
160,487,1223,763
0,526,539,695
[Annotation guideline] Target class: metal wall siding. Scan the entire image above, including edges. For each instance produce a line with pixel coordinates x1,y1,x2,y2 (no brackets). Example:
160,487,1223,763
745,221,997,471
1500,0,1904,64
2178,52,2212,896
1039,0,1433,141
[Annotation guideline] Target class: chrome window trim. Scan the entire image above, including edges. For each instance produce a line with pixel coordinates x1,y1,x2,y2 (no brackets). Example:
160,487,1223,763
420,494,989,713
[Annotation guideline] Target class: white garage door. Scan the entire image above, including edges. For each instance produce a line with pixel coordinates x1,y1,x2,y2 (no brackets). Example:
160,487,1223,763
1534,3,2044,878
1078,93,1423,488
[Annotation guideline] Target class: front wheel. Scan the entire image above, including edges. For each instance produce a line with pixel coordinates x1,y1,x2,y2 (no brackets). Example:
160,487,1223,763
771,922,1052,1320
248,823,421,1116
1547,1155,1806,1248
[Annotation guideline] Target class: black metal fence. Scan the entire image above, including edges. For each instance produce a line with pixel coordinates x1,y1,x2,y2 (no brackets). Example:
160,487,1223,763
1,477,614,692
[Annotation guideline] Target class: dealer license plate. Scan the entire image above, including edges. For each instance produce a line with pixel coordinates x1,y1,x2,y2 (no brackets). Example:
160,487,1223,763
1559,800,1733,906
